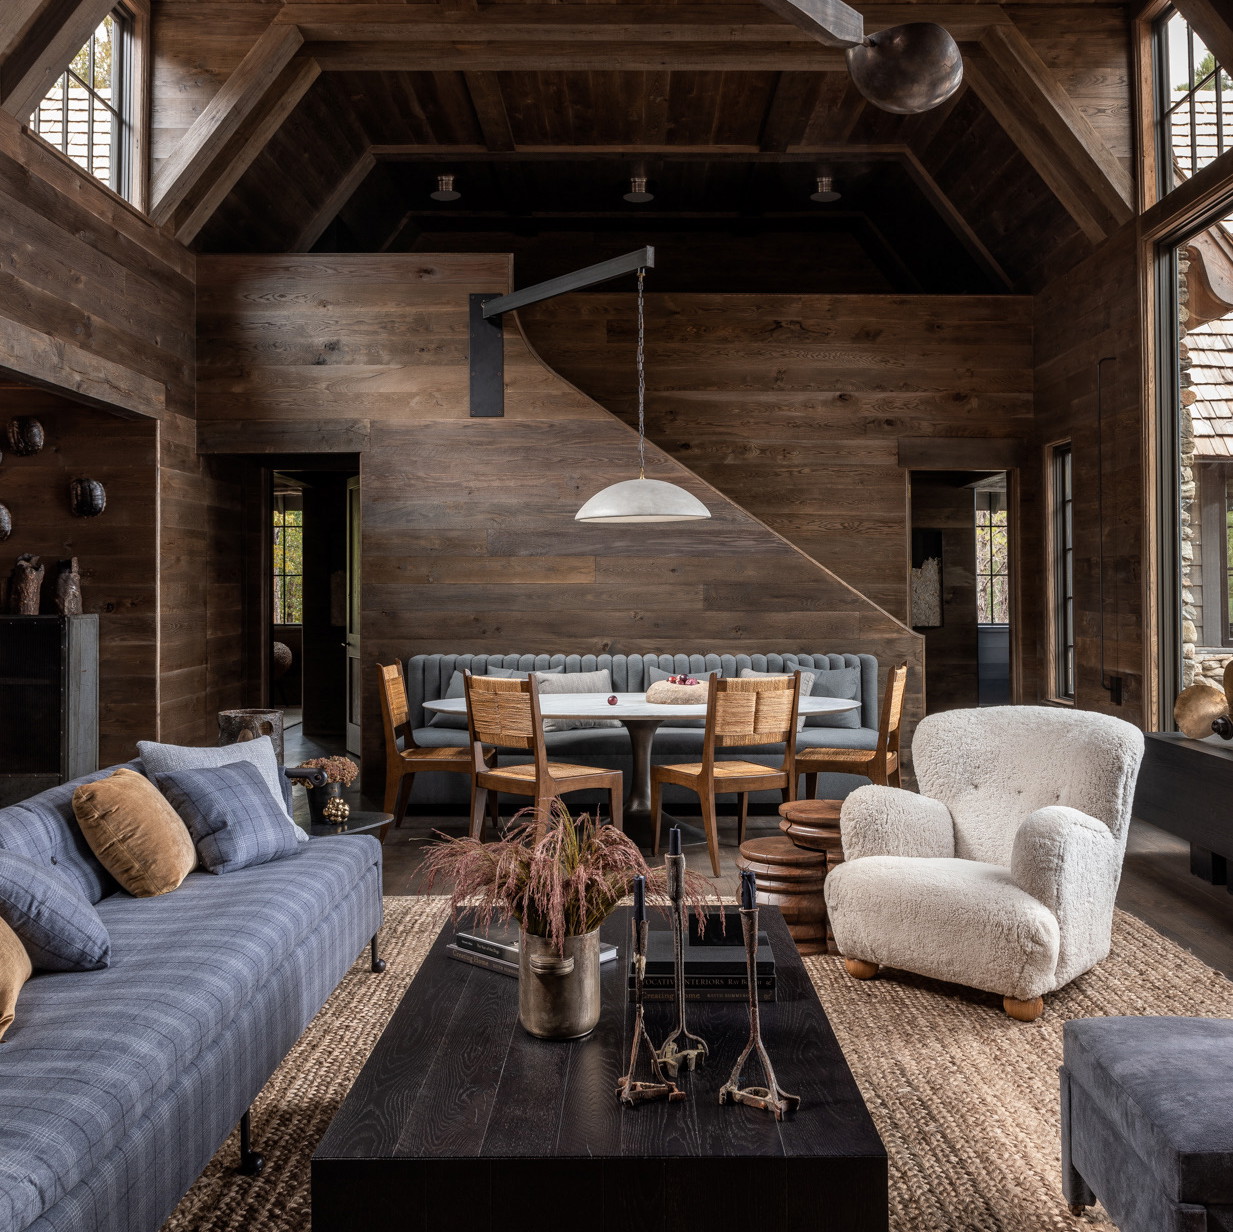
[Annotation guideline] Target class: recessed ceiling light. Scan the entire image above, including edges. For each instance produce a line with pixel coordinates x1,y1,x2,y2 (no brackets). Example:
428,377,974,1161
623,175,654,204
430,174,461,202
810,175,841,203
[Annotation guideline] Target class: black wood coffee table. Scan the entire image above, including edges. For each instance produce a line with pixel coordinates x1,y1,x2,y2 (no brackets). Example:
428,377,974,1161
312,907,887,1232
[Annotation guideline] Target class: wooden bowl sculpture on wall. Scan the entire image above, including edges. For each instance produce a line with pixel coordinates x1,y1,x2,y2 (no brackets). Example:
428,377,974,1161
1175,679,1233,739
7,417,44,456
70,478,106,518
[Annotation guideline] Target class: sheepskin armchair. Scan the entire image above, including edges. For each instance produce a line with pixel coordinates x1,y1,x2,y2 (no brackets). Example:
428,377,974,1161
824,706,1144,1022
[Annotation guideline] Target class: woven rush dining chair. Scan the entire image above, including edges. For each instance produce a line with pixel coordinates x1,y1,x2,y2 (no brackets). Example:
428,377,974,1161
796,661,909,798
378,662,497,827
463,671,624,839
651,672,802,876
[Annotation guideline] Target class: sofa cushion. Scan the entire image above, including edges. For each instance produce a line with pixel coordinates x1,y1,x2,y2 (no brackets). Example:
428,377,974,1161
0,767,128,905
156,762,303,874
805,666,862,729
138,737,307,844
428,665,564,730
0,916,31,1043
0,849,111,972
0,835,378,1232
1063,1016,1233,1204
72,767,197,898
535,668,622,732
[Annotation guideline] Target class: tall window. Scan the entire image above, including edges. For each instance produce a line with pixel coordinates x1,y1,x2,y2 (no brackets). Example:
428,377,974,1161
975,493,1009,625
273,496,303,625
1051,444,1075,700
1156,9,1233,193
28,9,133,198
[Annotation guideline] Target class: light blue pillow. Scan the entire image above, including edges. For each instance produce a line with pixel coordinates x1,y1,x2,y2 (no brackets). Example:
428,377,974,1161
0,849,111,971
427,665,564,731
805,666,862,729
157,761,302,875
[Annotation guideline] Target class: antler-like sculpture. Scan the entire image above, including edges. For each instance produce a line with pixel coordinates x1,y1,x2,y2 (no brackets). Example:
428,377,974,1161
653,827,708,1077
719,871,800,1120
617,876,685,1106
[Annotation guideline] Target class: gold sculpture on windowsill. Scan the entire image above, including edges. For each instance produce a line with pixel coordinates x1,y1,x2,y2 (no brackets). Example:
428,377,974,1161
1175,661,1233,739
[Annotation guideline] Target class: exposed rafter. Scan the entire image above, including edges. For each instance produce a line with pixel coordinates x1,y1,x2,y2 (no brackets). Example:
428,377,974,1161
150,23,307,226
1,0,116,120
464,71,516,153
963,25,1133,243
292,151,376,252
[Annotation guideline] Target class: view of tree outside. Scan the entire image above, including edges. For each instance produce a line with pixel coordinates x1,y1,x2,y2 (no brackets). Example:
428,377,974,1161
273,503,304,625
976,503,1010,625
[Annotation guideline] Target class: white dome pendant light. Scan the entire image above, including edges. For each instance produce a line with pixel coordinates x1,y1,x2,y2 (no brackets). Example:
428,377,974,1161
575,268,711,524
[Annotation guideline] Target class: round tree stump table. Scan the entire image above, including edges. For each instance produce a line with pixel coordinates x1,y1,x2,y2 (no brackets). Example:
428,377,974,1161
736,799,844,957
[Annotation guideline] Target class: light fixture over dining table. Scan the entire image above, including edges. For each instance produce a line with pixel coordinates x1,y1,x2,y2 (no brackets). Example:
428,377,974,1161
574,266,711,524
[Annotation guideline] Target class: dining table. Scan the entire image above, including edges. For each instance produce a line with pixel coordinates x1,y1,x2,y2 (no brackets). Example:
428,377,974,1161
422,691,861,848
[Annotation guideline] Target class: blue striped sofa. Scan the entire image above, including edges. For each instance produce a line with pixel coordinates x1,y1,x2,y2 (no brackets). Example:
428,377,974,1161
0,764,383,1232
405,651,881,806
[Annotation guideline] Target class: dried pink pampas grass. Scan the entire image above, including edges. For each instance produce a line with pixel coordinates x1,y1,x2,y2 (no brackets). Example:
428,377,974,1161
421,802,720,954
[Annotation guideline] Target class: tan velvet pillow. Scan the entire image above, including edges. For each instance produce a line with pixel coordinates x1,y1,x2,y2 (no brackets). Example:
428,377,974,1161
73,767,198,897
0,915,32,1042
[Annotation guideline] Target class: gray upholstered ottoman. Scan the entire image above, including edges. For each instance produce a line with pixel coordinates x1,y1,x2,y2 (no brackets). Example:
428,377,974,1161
1062,1017,1233,1231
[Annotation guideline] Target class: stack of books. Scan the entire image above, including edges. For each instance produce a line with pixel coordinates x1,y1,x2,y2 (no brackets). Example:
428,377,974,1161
631,910,776,1002
446,922,619,978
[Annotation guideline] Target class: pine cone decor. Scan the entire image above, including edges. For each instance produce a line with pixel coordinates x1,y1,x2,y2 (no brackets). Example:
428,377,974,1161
70,478,107,518
7,417,44,456
322,796,350,825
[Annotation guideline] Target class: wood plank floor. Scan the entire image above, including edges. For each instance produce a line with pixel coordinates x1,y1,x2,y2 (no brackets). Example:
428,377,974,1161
285,723,1233,978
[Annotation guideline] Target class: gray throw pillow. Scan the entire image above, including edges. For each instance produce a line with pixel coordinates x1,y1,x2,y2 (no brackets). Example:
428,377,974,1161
533,669,621,732
646,666,719,729
138,736,307,843
0,849,110,971
157,761,303,875
428,665,564,731
739,668,816,732
805,666,862,729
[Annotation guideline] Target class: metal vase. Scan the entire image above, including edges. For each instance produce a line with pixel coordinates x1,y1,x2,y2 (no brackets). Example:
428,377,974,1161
518,928,602,1040
306,781,343,825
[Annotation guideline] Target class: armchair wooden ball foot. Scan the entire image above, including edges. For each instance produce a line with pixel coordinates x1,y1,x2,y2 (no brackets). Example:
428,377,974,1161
845,959,880,980
1068,1204,1090,1217
1003,996,1044,1022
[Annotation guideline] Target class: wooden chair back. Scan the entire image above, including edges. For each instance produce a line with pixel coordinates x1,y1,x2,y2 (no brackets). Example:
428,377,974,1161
877,662,910,759
464,672,547,764
378,662,417,757
703,673,801,758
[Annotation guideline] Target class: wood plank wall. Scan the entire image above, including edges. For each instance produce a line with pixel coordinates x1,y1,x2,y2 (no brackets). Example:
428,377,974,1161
1020,223,1145,725
520,293,1035,621
195,253,924,789
0,388,158,766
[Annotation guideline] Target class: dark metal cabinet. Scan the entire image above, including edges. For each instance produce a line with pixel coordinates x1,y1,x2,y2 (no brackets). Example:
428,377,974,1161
0,615,99,806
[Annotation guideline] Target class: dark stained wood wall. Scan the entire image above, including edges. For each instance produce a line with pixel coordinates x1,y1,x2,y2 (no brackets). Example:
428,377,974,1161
0,388,158,766
1020,223,1144,725
520,293,1034,621
194,253,924,789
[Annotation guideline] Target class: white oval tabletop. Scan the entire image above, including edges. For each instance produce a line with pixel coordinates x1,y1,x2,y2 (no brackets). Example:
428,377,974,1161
422,691,861,721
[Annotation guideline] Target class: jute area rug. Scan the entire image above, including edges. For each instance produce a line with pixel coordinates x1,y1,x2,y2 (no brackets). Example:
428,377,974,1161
163,897,1233,1232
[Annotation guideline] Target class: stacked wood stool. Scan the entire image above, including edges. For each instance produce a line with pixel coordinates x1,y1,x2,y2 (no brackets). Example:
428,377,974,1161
736,799,844,955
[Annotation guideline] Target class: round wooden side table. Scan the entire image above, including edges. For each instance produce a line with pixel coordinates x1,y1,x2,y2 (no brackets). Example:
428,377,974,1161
736,799,844,957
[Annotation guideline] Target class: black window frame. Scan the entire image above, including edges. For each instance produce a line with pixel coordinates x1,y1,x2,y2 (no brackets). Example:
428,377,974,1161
1051,443,1076,701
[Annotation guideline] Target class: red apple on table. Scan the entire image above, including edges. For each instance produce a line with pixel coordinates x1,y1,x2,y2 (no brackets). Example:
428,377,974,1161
607,695,618,705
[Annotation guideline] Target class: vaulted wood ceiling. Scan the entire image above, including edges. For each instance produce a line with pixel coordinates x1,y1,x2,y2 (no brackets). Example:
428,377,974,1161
150,0,1134,294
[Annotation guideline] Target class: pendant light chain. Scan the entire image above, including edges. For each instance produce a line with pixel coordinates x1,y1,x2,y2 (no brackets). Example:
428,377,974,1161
637,266,647,480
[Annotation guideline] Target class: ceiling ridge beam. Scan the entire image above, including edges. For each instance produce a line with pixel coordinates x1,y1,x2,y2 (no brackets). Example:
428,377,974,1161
963,24,1133,244
1,0,116,120
173,57,321,246
149,22,306,227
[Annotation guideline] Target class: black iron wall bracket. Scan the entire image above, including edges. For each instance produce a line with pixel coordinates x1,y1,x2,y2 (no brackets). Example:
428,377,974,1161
468,246,655,417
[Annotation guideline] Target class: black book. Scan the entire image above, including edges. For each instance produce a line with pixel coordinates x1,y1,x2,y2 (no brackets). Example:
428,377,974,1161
455,922,618,966
640,910,774,977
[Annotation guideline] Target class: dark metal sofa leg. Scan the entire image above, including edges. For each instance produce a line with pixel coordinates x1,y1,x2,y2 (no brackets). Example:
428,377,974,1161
238,1109,265,1177
371,933,386,974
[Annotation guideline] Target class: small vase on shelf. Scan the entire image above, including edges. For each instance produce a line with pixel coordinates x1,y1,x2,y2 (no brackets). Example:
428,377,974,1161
307,781,345,825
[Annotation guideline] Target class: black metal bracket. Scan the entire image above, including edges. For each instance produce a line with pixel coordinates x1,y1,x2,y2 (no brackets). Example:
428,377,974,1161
469,246,655,417
238,1109,265,1176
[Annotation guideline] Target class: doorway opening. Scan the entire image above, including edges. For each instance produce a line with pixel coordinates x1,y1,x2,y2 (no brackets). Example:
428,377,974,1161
909,470,1014,713
262,459,360,757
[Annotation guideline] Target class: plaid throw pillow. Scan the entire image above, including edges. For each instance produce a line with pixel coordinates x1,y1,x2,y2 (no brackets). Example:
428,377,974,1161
157,761,302,875
0,849,111,971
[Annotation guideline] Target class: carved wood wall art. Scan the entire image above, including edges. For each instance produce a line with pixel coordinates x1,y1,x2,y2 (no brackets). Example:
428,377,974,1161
7,417,45,456
0,504,11,542
70,478,107,518
8,555,44,615
55,557,82,616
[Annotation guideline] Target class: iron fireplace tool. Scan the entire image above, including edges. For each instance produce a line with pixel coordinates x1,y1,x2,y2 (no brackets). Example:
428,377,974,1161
653,827,708,1077
617,875,685,1106
719,870,800,1119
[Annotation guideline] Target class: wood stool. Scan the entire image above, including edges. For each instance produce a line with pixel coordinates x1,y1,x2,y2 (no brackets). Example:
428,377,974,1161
737,836,829,956
777,798,843,856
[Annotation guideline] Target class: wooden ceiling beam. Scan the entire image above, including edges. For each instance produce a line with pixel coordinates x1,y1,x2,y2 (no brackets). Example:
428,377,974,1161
962,26,1134,244
759,72,822,152
755,0,864,48
173,57,321,246
0,0,49,63
464,71,516,153
292,151,377,251
368,143,902,160
1172,0,1233,78
1,0,116,119
149,23,306,226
